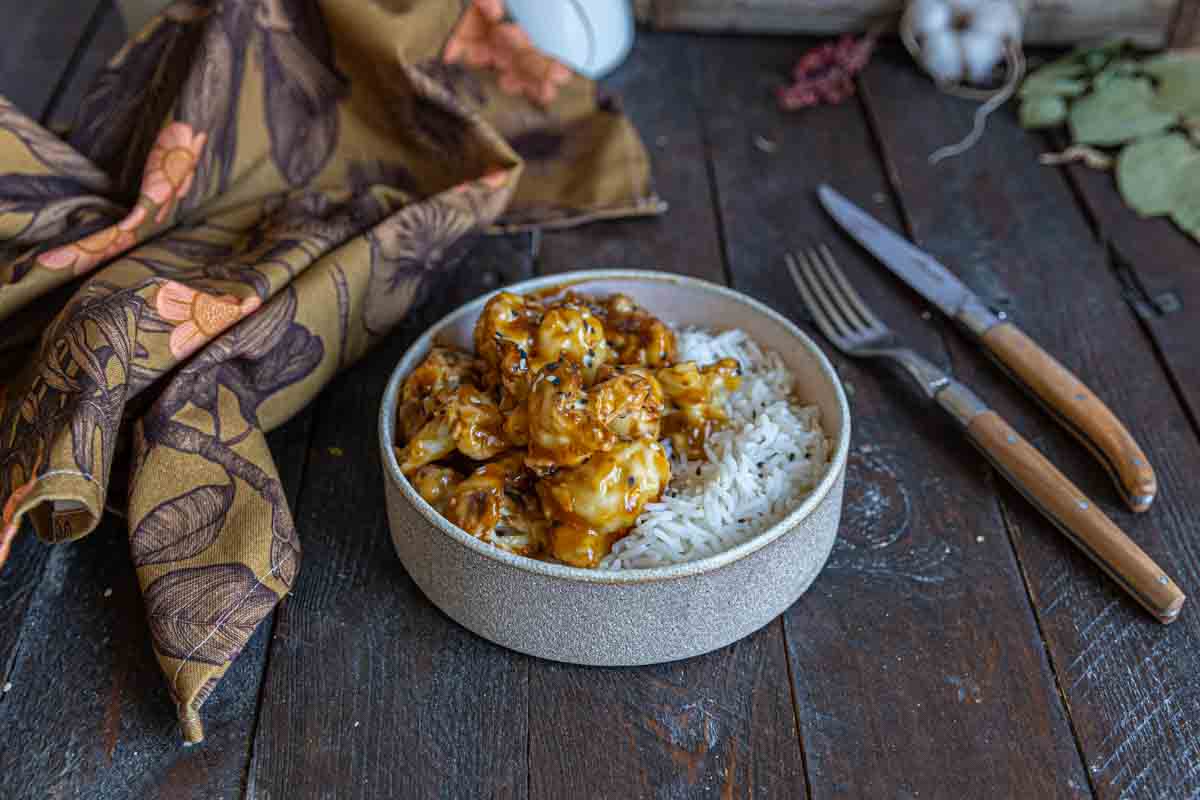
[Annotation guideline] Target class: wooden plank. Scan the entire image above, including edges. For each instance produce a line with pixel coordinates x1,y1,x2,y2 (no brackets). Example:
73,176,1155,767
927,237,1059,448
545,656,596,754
47,3,128,133
537,32,726,279
637,0,1175,47
0,10,310,797
0,4,119,791
860,42,1200,799
0,0,107,119
247,235,535,800
1057,157,1200,436
1170,0,1200,47
701,35,1094,797
527,34,808,800
0,417,310,799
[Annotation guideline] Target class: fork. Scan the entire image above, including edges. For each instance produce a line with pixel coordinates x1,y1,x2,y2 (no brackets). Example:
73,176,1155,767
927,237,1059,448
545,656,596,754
787,245,1185,624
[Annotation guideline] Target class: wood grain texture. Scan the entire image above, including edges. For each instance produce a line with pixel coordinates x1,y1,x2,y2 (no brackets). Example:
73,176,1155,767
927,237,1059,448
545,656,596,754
0,7,121,795
247,236,536,800
527,34,807,800
966,410,1183,623
699,35,1093,799
0,0,108,117
1169,0,1200,46
47,1,128,133
0,6,309,796
980,322,1157,512
536,33,725,280
861,42,1200,799
1058,151,1200,447
638,0,1175,46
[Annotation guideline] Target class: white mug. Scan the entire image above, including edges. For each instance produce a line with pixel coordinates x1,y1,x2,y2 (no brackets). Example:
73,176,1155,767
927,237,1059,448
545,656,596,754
505,0,635,79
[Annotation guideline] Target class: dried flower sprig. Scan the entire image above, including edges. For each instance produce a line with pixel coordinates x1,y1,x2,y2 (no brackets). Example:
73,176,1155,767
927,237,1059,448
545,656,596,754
777,33,879,110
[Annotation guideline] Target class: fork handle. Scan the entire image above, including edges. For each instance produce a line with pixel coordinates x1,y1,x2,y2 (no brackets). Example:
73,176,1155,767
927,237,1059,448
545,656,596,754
979,322,1156,513
941,388,1185,623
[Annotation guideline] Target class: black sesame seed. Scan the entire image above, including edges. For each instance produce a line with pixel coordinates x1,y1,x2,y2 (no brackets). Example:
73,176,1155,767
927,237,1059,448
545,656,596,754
549,376,560,385
627,476,636,486
695,467,702,476
788,454,796,462
757,461,765,468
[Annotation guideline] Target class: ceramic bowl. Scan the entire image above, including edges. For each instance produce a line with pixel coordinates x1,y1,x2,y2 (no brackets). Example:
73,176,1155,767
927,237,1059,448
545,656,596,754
379,271,850,665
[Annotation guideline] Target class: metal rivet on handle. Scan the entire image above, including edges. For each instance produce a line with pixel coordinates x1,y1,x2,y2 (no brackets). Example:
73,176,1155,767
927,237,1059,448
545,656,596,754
1159,576,1170,585
1078,500,1089,510
1075,393,1086,401
1006,434,1016,444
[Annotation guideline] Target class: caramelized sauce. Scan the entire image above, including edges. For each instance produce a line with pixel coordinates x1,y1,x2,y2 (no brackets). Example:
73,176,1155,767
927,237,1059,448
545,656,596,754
396,290,734,566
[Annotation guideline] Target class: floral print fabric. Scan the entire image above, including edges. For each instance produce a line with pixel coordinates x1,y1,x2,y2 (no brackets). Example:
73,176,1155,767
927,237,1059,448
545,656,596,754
0,0,656,743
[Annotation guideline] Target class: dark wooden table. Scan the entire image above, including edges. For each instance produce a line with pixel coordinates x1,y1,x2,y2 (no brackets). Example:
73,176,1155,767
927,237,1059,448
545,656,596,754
3,4,1200,799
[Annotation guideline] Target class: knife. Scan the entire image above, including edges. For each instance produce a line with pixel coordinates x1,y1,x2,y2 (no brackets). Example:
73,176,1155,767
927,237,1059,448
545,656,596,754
818,183,1157,513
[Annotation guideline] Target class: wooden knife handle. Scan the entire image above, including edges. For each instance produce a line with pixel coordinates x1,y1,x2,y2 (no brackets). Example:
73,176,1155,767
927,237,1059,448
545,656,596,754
981,322,1156,513
967,410,1184,624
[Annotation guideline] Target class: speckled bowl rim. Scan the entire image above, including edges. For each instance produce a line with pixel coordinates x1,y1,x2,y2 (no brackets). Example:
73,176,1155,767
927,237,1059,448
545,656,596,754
379,270,851,585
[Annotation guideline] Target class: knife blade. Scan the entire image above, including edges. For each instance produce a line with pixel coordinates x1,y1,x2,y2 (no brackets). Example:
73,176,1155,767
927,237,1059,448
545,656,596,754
818,183,1158,513
817,185,978,321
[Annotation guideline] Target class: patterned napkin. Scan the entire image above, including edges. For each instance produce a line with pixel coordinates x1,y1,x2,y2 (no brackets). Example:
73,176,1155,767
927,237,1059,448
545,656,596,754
0,0,658,743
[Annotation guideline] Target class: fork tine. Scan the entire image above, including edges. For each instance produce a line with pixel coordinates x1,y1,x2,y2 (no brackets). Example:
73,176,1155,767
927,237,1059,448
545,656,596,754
799,247,861,338
786,252,849,349
816,244,885,331
804,246,868,335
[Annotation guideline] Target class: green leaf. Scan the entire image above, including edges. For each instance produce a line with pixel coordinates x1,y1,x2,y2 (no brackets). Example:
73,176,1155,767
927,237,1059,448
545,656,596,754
1020,54,1089,95
1092,59,1140,90
1172,203,1200,242
1068,76,1177,145
1116,134,1193,215
1143,52,1200,119
1019,95,1069,128
1115,133,1200,243
1074,38,1126,72
1018,76,1089,100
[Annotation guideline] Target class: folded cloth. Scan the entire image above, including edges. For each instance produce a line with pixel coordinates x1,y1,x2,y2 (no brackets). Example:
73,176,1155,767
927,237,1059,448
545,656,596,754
0,0,660,743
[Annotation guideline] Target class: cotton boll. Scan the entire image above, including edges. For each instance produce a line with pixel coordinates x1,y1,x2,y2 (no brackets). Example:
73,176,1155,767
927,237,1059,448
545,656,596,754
961,29,1004,84
971,0,1022,39
921,29,964,84
907,0,952,38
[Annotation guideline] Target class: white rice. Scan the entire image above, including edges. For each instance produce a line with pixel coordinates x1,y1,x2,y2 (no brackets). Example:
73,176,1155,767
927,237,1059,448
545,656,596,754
599,328,828,570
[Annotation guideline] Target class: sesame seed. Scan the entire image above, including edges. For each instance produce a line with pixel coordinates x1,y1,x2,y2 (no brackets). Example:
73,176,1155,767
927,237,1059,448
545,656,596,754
627,476,636,486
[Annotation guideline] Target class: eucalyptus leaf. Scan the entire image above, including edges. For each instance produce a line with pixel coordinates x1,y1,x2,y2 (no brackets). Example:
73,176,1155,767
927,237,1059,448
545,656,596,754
1020,94,1068,128
1018,76,1088,100
1143,52,1200,119
1020,56,1089,98
1116,133,1194,215
1172,203,1200,242
1075,38,1126,72
1092,59,1140,90
1115,133,1200,243
1068,76,1177,145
